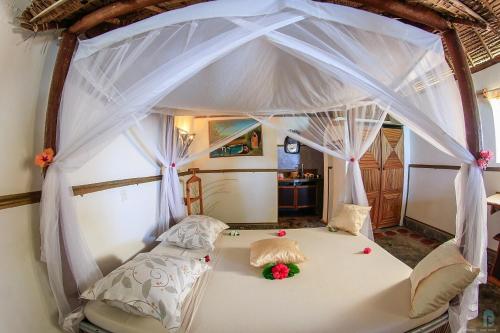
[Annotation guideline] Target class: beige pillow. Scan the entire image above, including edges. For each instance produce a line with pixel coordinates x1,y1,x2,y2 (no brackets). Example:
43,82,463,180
409,239,479,318
330,204,371,235
250,238,307,267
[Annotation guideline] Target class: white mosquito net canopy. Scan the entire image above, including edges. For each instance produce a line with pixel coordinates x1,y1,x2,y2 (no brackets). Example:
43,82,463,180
41,1,487,332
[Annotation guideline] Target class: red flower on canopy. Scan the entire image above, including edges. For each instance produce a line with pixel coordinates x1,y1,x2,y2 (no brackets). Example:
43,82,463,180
277,229,286,237
34,148,54,168
477,150,493,170
204,255,211,263
271,263,290,280
479,150,493,160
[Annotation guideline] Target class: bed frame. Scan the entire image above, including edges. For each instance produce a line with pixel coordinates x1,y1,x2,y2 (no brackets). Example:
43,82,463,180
47,5,477,333
79,312,451,333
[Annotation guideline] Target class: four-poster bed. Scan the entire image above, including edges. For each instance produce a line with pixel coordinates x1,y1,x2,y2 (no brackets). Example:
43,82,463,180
36,1,487,333
80,228,451,333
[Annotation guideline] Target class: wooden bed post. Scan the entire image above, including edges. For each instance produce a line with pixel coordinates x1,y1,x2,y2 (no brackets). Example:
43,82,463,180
442,29,482,154
443,28,482,255
44,32,78,154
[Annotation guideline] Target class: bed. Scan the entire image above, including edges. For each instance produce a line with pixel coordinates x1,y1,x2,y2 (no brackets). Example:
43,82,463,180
80,227,450,333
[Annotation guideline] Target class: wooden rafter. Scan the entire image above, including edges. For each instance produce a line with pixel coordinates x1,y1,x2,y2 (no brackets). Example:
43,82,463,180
454,27,476,66
473,27,493,59
145,5,164,13
350,0,451,30
440,0,489,26
448,15,488,29
29,0,72,22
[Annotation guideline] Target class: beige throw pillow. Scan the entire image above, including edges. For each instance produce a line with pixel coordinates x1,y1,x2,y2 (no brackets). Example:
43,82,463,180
250,238,307,267
330,204,371,235
409,239,479,318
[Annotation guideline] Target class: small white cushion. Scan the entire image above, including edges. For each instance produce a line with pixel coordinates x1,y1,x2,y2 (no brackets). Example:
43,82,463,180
157,215,229,251
409,239,479,318
329,204,371,236
249,238,307,267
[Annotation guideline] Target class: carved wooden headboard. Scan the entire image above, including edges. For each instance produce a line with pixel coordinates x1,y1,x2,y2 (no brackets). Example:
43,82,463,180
184,168,204,215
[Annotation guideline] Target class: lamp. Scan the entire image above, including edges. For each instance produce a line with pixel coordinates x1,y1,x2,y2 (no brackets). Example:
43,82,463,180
177,127,196,158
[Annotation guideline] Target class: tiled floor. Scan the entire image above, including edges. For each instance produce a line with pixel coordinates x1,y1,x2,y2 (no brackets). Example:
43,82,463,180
375,226,500,332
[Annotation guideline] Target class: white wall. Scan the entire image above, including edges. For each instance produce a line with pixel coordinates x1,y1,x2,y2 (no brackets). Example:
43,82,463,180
406,63,500,250
0,1,61,331
187,117,278,223
68,116,162,274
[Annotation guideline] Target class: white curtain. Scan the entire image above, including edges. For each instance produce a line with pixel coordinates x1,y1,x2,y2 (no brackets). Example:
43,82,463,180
129,114,262,235
129,115,187,234
258,103,387,239
40,1,486,332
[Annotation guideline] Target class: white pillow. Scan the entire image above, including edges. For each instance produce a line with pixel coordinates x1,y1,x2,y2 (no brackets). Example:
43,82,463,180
329,204,371,236
81,253,208,331
409,239,479,318
157,215,229,251
153,242,210,260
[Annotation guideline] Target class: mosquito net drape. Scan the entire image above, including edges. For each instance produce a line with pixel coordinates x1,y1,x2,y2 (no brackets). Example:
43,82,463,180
40,1,486,332
129,113,264,234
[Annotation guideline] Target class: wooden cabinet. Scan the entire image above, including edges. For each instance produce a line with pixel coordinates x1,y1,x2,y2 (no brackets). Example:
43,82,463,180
278,180,321,213
360,126,404,229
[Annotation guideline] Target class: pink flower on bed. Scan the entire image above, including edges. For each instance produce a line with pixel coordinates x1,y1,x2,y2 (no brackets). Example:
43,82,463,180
277,229,286,237
363,247,372,254
271,263,290,280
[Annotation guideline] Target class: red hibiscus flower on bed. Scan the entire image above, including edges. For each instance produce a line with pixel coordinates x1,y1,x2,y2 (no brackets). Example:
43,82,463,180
271,263,290,280
277,229,286,237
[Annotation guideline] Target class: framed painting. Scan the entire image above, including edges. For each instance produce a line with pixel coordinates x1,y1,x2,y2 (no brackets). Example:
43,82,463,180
209,118,263,158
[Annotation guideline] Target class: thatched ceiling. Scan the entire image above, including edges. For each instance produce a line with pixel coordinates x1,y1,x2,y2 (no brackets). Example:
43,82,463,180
18,0,500,73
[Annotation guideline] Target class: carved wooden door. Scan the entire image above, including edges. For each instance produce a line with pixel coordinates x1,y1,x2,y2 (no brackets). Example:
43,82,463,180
359,133,381,228
378,127,404,228
360,126,404,229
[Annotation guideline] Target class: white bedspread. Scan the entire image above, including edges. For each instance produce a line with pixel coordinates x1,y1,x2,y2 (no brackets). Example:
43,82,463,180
85,228,447,333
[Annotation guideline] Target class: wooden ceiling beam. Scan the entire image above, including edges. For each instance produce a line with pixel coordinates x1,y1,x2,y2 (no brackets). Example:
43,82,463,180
352,0,451,30
68,0,454,35
448,15,488,29
30,0,72,22
473,28,493,59
440,0,489,27
69,0,195,34
145,5,165,13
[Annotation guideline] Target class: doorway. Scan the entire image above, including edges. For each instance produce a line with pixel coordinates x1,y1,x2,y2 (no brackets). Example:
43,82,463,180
277,144,324,223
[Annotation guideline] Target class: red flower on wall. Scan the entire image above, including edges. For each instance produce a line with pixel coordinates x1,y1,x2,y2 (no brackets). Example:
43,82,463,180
34,148,54,168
